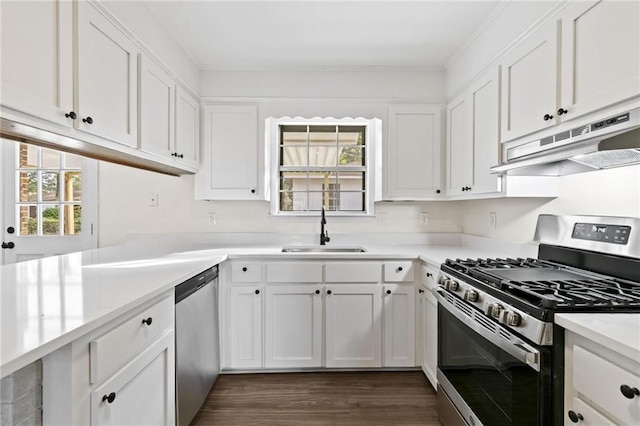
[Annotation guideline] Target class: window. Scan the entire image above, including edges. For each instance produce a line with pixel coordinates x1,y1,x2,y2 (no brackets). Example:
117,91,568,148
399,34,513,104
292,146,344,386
269,117,380,216
16,144,84,236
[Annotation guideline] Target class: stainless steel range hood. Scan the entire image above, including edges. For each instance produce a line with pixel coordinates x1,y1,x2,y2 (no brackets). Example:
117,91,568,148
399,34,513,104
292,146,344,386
491,108,640,176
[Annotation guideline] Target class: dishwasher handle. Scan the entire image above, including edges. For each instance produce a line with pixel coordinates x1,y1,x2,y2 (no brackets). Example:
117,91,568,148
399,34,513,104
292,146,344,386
175,265,219,303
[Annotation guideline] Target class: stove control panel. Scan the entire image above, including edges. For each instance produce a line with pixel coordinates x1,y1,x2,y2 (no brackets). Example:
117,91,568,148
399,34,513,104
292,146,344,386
572,222,631,245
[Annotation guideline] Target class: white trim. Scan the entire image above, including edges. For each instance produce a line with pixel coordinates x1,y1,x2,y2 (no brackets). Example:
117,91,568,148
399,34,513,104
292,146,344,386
267,116,381,218
200,96,447,105
199,65,446,73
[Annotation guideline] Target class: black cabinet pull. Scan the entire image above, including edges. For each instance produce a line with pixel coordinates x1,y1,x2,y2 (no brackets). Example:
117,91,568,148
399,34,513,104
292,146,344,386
7,227,15,234
557,108,568,116
567,410,583,423
178,154,184,158
418,289,424,294
251,189,256,194
543,114,553,121
2,242,15,249
255,289,260,295
315,289,320,295
142,317,152,326
461,187,466,192
102,392,116,404
386,290,392,295
242,267,248,272
426,272,432,278
396,267,403,272
65,111,77,120
327,290,332,295
82,116,93,124
620,384,640,399
171,152,177,157
436,189,441,194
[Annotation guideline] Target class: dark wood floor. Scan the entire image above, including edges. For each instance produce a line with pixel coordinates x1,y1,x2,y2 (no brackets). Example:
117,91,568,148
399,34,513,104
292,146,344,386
192,371,441,426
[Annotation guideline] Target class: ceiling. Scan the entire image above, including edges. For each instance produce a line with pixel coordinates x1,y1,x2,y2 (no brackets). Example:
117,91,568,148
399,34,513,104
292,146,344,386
143,1,502,71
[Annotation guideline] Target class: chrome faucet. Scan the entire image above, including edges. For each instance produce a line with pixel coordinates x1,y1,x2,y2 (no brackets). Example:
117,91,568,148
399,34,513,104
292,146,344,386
320,206,330,245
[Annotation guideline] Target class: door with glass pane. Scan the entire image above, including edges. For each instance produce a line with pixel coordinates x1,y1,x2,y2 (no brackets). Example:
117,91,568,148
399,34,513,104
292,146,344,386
1,140,97,264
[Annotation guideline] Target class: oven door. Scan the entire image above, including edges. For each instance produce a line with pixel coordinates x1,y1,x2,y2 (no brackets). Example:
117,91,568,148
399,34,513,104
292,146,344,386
436,289,553,426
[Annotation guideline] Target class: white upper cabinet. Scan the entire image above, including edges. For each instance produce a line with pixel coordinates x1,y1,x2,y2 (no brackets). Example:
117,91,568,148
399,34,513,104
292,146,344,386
560,0,640,122
500,20,559,143
386,106,443,199
197,104,260,200
446,96,472,196
0,1,73,125
174,85,200,169
139,54,174,158
76,2,139,148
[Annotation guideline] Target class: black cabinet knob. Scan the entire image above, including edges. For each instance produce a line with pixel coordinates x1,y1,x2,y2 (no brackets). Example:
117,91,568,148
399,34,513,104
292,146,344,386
396,267,403,272
543,114,553,121
255,289,260,295
620,384,640,399
7,227,15,234
461,187,466,192
178,154,184,159
251,189,256,194
557,108,568,116
315,289,320,295
327,290,332,295
242,267,248,272
418,289,424,294
171,152,177,157
102,392,116,404
82,116,94,124
386,290,391,295
65,111,77,120
426,272,432,277
567,410,583,423
436,189,441,194
1,242,15,249
142,317,152,326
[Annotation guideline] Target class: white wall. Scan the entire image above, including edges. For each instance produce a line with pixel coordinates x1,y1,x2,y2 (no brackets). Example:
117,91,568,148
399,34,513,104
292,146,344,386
101,1,200,93
463,166,640,243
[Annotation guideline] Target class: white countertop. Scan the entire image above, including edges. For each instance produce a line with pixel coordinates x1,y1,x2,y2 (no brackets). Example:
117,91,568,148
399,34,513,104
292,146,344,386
555,313,640,362
0,232,536,378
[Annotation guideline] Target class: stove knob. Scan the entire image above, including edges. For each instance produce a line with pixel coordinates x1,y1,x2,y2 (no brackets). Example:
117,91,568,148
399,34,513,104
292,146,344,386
437,275,446,285
463,289,479,302
502,311,522,327
446,280,459,292
484,303,503,319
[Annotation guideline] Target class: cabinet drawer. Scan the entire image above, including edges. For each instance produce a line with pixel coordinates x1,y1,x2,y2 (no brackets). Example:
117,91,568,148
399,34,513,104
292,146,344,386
384,262,415,282
420,265,438,289
266,263,322,283
90,296,173,384
231,263,262,282
568,398,616,426
573,345,640,425
325,262,381,283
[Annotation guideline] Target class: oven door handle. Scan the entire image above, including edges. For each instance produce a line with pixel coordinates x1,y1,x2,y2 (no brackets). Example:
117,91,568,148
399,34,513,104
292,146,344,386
435,289,541,371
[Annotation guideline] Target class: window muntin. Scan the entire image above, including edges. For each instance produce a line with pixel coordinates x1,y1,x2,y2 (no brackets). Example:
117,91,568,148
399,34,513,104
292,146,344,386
278,124,366,213
16,144,83,236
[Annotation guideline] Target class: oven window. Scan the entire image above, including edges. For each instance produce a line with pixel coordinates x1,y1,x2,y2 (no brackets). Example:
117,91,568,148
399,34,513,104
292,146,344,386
438,305,548,425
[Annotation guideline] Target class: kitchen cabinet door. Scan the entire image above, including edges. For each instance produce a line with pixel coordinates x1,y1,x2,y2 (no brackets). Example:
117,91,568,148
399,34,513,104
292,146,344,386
197,104,260,200
76,1,139,147
446,96,472,196
0,0,73,126
420,288,438,390
386,106,443,199
174,85,200,169
325,284,382,368
265,285,323,368
139,54,174,159
229,285,263,368
560,0,640,123
91,332,175,426
500,20,559,143
382,284,415,367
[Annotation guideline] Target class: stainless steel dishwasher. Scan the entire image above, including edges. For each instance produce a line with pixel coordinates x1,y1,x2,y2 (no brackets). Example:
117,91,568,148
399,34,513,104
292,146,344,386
175,265,219,426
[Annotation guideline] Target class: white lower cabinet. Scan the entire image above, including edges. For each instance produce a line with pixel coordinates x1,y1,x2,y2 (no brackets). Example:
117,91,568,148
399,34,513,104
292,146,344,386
91,332,175,426
229,285,263,369
325,284,383,368
383,284,415,367
265,285,323,368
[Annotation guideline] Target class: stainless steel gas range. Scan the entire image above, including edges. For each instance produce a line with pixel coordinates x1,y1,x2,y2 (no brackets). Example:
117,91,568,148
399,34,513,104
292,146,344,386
435,214,640,426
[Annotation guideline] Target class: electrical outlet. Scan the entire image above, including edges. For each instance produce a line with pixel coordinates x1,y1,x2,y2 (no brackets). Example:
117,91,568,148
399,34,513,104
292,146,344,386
420,212,429,225
149,193,158,207
489,212,497,230
208,212,217,226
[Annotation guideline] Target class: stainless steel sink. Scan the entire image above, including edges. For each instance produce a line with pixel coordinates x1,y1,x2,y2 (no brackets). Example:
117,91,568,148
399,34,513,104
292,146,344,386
281,246,367,253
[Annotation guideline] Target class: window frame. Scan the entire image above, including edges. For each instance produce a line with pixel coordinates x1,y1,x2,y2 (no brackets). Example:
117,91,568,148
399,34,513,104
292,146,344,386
267,116,381,218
